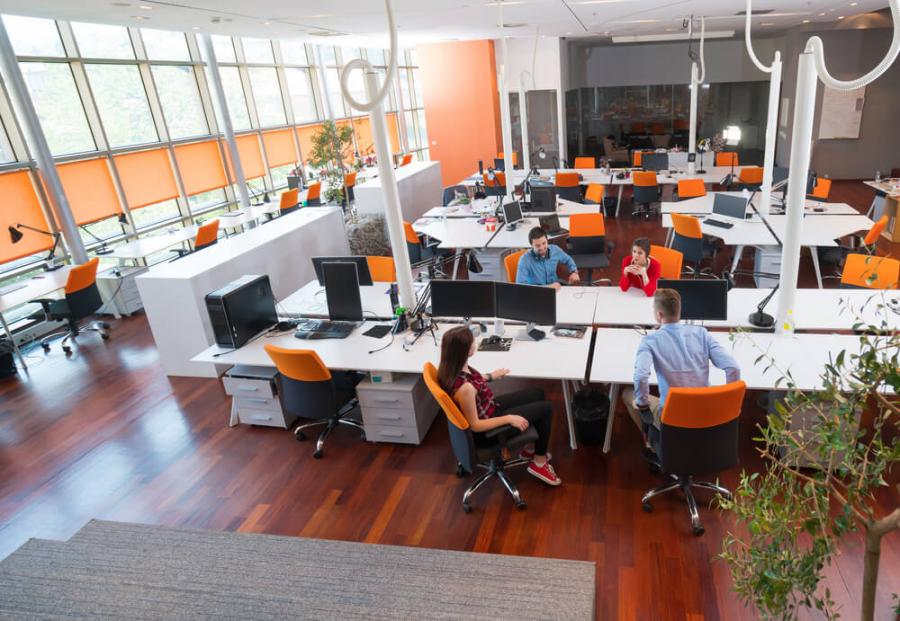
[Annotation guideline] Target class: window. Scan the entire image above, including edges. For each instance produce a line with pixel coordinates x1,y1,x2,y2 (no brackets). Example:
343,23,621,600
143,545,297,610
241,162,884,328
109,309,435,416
323,68,345,116
84,64,158,147
416,109,428,147
318,46,337,66
72,22,134,59
0,121,14,163
207,35,236,63
281,40,308,65
152,65,208,139
188,188,227,214
342,47,363,61
80,216,124,246
411,68,424,109
366,48,386,65
404,111,416,150
214,66,251,130
19,62,95,155
399,68,413,108
344,68,365,112
269,163,293,189
242,38,273,64
141,28,190,61
248,67,286,126
130,198,181,229
2,15,65,57
284,68,317,122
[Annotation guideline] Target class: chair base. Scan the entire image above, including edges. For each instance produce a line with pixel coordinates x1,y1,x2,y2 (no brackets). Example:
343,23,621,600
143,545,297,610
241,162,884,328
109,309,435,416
681,266,716,279
294,400,364,458
41,321,111,355
461,456,530,513
641,474,731,536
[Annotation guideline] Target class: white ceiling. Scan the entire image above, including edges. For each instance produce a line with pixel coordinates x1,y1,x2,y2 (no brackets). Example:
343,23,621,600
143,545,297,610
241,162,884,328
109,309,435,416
0,0,890,47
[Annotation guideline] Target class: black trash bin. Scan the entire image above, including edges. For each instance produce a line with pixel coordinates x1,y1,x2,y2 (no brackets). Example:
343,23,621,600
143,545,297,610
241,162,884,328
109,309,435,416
0,339,17,379
572,387,609,445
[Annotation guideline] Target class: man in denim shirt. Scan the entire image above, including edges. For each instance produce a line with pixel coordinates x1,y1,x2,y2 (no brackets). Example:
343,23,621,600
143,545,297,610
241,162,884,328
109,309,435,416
516,227,580,290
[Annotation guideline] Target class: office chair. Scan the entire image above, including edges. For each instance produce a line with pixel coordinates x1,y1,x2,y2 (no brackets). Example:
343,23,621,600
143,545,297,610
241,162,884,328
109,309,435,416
603,137,629,165
807,177,832,201
650,245,683,280
642,381,746,536
839,253,899,289
497,151,518,167
422,362,538,513
483,171,506,197
367,255,397,282
504,249,527,282
630,122,646,134
567,213,611,284
306,181,323,206
818,215,888,277
715,152,739,167
673,119,689,132
442,184,469,206
673,178,706,202
265,344,365,459
555,172,583,202
583,183,604,207
279,188,300,216
573,157,595,169
736,166,763,191
400,153,414,167
650,122,666,135
632,150,649,168
632,171,661,218
32,257,110,355
671,213,716,277
172,219,219,258
344,171,357,204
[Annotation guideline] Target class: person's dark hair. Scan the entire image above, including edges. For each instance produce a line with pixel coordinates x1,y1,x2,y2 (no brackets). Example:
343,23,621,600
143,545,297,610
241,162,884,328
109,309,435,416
654,288,681,321
528,226,547,243
632,237,651,256
438,326,474,393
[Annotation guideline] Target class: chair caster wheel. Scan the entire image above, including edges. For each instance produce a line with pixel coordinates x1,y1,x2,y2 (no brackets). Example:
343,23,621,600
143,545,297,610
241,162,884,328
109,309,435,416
692,526,705,537
313,450,323,459
648,462,661,474
642,501,653,513
100,333,110,340
296,431,306,441
63,346,72,355
516,501,527,511
456,464,465,478
41,344,50,352
463,504,472,514
101,322,110,329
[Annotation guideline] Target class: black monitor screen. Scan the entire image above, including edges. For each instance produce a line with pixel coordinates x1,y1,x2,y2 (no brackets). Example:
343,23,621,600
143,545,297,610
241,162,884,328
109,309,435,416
502,201,523,225
530,186,557,212
324,262,363,322
771,166,789,186
712,193,749,219
642,152,669,172
430,280,495,319
657,279,728,321
494,157,506,171
495,282,556,325
312,256,373,286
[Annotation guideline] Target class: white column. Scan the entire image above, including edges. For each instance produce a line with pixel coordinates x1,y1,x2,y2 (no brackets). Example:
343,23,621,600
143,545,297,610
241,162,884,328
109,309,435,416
0,21,87,263
775,51,817,335
519,84,530,172
200,34,251,210
688,63,698,176
498,37,515,195
758,57,781,215
394,69,410,154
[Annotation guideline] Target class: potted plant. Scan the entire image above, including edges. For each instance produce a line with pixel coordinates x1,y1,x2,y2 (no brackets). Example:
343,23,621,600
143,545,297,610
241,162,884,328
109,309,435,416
720,296,899,620
308,120,354,205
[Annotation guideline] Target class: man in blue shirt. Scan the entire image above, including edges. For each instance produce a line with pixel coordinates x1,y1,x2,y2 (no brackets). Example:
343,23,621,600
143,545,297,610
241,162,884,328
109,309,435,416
623,288,741,448
516,227,580,290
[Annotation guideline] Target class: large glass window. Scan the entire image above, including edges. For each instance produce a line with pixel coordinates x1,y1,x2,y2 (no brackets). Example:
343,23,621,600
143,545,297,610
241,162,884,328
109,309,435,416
20,62,95,155
141,28,190,61
207,35,236,63
152,65,208,139
72,22,134,59
84,64,158,147
399,68,413,108
366,48,386,65
131,198,181,229
284,68,317,122
248,67,286,126
215,66,251,130
318,46,337,66
344,68,365,113
281,41,308,65
188,188,227,214
323,68,345,116
242,38,274,64
3,15,65,57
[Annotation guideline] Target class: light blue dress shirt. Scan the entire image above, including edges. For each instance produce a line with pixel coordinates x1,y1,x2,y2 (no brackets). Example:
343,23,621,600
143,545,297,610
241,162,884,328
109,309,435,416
633,322,741,412
516,245,578,286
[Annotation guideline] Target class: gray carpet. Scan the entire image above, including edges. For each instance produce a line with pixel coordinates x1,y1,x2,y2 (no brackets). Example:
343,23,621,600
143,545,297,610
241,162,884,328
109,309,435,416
0,520,595,619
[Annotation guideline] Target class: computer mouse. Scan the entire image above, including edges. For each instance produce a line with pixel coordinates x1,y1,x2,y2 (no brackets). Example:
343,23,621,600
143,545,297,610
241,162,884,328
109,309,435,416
814,207,825,212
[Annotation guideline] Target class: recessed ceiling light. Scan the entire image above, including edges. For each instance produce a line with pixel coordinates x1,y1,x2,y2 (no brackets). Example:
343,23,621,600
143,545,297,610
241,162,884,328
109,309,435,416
138,4,152,9
802,19,810,23
819,12,826,16
192,26,200,30
132,15,149,20
566,31,573,35
263,21,270,25
837,15,845,19
850,1,858,5
761,22,774,26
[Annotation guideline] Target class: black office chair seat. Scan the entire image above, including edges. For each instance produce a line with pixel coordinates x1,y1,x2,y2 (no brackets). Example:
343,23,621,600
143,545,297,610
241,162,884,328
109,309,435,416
573,253,609,270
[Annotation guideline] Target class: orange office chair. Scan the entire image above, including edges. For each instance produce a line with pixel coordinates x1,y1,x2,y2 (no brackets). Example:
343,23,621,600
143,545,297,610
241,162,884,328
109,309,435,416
194,219,219,250
305,181,322,206
673,119,689,132
423,362,537,512
265,344,364,458
483,171,506,197
650,122,666,135
555,172,582,202
715,152,739,167
568,213,611,284
642,381,746,535
497,151,518,167
839,254,899,289
584,183,605,206
650,245,683,280
279,188,300,216
736,166,764,189
504,249,527,282
400,153,414,166
367,256,397,282
344,171,358,204
819,215,889,274
633,150,649,168
33,258,110,354
573,156,595,169
807,177,832,202
632,171,660,218
674,178,706,202
631,122,646,134
671,213,716,277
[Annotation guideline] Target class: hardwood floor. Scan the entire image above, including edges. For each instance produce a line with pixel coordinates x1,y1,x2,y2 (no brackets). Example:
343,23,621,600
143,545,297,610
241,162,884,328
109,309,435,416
1,180,897,620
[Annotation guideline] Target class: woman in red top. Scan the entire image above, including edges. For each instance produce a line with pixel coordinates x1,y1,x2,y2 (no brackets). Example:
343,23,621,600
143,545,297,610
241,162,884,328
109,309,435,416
437,326,560,486
619,237,661,296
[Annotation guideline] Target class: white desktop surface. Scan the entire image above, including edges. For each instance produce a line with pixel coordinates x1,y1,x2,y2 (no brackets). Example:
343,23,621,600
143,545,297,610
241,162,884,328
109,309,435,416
661,213,873,247
355,160,442,221
422,197,598,219
864,179,900,197
412,218,497,249
487,217,570,249
0,267,72,314
661,193,858,215
109,227,198,260
216,204,280,229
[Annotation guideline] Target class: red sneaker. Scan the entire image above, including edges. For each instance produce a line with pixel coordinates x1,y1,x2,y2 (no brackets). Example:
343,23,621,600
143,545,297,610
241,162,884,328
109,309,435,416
519,448,552,462
527,461,562,486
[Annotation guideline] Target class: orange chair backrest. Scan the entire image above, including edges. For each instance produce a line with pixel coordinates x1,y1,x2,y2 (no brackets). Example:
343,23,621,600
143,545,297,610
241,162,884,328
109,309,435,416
306,182,322,201
279,189,299,210
367,256,397,282
573,157,595,169
633,151,645,167
65,257,99,294
672,213,703,240
264,344,332,382
633,171,658,187
497,151,518,166
504,249,527,282
403,221,420,245
840,254,899,289
650,122,665,135
584,183,604,204
195,219,219,249
401,153,413,166
661,381,746,428
810,177,832,200
569,213,605,237
673,119,689,131
483,172,506,187
677,178,706,199
738,167,764,184
715,152,739,167
631,122,646,133
555,172,580,188
344,172,357,187
423,362,469,430
863,215,888,247
650,245,683,280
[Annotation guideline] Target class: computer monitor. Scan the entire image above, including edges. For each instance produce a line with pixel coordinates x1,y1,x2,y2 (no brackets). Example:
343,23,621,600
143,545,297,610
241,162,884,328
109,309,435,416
323,262,364,322
642,152,669,172
429,280,495,319
712,193,749,220
286,175,301,190
502,201,524,225
530,186,557,212
770,168,816,194
495,282,556,326
657,279,728,321
771,166,789,187
312,256,373,286
494,157,506,171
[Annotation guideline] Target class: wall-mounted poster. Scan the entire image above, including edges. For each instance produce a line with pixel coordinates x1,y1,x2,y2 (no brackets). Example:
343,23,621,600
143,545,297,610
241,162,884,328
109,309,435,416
818,86,866,139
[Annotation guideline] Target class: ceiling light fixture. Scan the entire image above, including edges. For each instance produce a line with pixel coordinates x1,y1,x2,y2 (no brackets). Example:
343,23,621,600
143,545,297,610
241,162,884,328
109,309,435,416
138,4,152,9
761,22,774,26
838,15,845,19
132,15,149,20
803,19,810,23
612,30,734,43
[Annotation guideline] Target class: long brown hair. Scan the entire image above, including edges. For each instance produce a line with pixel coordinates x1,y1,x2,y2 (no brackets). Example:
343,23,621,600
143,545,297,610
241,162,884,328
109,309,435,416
437,326,474,393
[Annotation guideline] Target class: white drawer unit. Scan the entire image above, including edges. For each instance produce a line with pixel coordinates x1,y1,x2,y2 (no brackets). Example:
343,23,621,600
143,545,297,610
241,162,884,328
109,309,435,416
754,246,781,288
223,365,295,429
356,374,437,445
97,266,147,317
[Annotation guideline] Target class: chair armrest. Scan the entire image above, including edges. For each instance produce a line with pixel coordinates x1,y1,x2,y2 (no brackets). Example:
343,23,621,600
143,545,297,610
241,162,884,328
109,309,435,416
27,298,54,312
484,424,516,439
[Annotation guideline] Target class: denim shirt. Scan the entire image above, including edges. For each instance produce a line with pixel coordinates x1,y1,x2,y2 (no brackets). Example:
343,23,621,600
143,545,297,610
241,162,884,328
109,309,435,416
516,245,578,286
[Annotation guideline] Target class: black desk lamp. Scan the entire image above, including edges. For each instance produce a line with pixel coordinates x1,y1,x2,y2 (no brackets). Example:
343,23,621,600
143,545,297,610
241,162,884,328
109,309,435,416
8,224,63,271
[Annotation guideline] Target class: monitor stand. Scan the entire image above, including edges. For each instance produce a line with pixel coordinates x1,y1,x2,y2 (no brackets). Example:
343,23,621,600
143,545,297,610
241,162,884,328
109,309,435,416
515,322,545,341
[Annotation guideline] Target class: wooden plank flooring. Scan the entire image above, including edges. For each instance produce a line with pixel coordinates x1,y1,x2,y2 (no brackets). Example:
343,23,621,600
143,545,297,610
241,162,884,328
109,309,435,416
1,181,898,620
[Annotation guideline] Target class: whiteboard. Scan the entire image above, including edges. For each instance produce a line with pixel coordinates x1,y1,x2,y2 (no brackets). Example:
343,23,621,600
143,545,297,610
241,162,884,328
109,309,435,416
818,86,866,139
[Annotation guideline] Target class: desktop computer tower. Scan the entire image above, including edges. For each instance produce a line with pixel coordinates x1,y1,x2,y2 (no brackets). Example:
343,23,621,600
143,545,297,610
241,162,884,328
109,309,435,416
205,275,278,349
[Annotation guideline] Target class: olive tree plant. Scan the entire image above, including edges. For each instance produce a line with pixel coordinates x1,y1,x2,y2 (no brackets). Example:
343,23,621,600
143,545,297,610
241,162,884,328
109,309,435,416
308,120,354,205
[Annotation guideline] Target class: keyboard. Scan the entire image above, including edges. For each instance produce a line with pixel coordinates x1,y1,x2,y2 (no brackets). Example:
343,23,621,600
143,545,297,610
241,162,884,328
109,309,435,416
0,283,27,296
704,218,734,229
294,319,359,340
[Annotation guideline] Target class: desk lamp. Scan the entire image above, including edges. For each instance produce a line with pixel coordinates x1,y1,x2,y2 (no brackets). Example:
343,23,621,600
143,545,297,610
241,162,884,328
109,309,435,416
8,224,63,271
722,125,741,184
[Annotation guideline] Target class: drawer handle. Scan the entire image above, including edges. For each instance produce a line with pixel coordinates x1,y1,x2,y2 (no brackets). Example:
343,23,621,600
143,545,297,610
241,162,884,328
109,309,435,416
378,430,406,437
376,414,403,421
373,398,401,404
235,386,260,392
246,415,273,422
245,398,270,404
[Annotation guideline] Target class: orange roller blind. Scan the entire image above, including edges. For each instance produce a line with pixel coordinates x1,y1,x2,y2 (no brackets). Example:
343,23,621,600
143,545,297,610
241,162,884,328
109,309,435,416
113,148,179,209
57,158,122,225
262,129,297,168
0,171,52,263
173,140,228,196
223,134,265,180
386,112,400,154
296,123,320,163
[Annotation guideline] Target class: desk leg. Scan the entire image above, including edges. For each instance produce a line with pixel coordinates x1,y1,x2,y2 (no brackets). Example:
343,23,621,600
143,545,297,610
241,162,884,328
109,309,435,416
615,186,623,218
730,245,744,273
665,228,673,247
810,246,823,289
603,383,619,454
561,379,577,450
229,399,239,427
452,250,461,280
0,311,26,370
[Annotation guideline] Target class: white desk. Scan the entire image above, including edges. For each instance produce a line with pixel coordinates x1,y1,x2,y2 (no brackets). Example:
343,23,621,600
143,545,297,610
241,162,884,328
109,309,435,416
216,204,280,231
487,217,570,249
661,192,858,216
0,267,73,369
412,218,496,250
279,280,431,320
355,161,443,221
109,226,198,261
422,197,598,219
863,179,900,242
